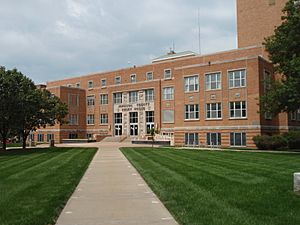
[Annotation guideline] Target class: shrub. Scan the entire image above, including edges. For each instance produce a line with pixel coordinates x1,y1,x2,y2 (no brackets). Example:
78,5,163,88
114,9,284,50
253,135,287,150
282,131,300,149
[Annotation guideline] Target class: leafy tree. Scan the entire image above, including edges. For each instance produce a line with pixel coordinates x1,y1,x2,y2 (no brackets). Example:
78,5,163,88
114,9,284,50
0,67,68,150
262,0,300,115
148,128,159,149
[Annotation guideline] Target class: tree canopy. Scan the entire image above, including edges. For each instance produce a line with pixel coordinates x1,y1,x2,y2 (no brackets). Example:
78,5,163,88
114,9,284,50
262,0,300,115
0,67,68,150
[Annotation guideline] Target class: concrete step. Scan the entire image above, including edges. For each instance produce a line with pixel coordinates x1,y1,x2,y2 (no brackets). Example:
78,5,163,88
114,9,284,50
101,136,122,142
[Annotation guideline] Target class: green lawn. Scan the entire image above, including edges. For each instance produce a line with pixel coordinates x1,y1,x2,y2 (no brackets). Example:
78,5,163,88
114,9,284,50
121,147,300,225
0,147,97,225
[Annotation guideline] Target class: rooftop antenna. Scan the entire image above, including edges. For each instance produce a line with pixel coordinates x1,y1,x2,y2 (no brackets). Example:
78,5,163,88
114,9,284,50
197,8,202,55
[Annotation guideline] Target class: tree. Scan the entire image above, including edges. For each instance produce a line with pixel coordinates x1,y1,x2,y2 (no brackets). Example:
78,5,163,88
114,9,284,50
262,0,300,115
149,128,159,149
0,67,68,150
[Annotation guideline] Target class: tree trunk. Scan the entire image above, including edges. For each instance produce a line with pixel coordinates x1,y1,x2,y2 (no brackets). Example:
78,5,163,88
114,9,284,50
2,135,7,151
22,131,29,150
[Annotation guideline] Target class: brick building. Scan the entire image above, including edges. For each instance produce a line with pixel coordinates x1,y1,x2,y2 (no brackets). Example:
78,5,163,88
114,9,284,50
34,0,300,148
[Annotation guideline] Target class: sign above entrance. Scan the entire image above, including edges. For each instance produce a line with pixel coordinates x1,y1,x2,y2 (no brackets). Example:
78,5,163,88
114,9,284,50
118,102,151,112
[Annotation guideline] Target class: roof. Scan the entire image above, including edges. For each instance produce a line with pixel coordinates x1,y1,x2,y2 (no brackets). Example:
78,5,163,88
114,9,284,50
152,50,197,63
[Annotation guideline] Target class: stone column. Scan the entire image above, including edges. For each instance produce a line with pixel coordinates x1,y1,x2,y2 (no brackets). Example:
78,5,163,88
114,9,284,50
294,173,300,194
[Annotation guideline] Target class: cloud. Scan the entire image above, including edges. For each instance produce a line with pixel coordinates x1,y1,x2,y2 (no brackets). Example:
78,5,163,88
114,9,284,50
0,0,236,83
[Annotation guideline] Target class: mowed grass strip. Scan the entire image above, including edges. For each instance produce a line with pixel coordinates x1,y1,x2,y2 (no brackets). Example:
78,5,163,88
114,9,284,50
121,147,300,225
0,147,97,225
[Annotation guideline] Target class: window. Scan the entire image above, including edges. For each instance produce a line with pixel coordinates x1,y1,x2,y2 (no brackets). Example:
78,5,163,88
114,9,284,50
129,91,138,103
163,87,174,100
130,74,136,83
87,95,95,106
114,113,122,124
100,94,108,105
69,114,78,125
146,71,153,81
69,133,78,139
145,89,154,102
76,82,80,88
164,69,172,79
291,109,300,121
129,112,138,123
146,111,155,134
185,133,199,146
205,72,221,90
185,104,199,120
100,114,108,124
207,133,221,146
229,69,246,88
87,114,95,125
113,92,122,104
206,103,222,119
37,134,44,142
101,79,106,87
88,80,93,89
230,101,247,118
87,133,93,139
230,132,246,146
162,110,174,123
184,75,199,92
115,76,121,85
47,134,54,142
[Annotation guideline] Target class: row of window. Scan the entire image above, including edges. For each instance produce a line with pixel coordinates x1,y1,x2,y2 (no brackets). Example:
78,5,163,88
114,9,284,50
184,101,247,120
185,132,246,147
290,109,300,121
86,111,155,126
32,133,54,142
68,69,247,90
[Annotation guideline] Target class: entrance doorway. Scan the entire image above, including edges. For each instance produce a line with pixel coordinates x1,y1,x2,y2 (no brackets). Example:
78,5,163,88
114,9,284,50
129,112,138,136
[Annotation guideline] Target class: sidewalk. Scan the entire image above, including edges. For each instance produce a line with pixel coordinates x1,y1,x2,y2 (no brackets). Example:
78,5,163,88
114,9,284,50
55,143,178,225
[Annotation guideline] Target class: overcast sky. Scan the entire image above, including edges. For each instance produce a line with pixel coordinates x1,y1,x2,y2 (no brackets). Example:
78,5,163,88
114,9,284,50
0,0,237,84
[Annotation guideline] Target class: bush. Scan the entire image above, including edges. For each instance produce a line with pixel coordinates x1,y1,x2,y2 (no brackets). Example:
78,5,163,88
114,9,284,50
282,131,300,149
253,135,287,150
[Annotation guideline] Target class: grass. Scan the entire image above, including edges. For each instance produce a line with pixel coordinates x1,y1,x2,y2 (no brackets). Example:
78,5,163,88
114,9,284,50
121,147,300,225
0,147,97,225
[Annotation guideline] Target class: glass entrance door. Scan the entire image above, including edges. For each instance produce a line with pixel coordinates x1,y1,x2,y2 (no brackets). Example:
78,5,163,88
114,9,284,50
115,125,122,136
130,124,138,136
129,112,138,136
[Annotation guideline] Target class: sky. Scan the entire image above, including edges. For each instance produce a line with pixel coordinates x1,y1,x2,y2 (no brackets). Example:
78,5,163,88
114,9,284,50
0,0,237,84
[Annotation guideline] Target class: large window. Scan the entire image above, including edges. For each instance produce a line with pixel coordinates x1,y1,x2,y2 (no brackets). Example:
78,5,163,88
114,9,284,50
184,75,199,92
114,113,122,124
205,72,221,90
206,103,222,119
87,95,95,106
129,112,138,123
100,114,108,124
146,71,153,81
145,89,154,102
185,104,199,120
230,101,247,118
129,91,138,103
185,133,199,146
113,92,122,104
230,132,246,146
87,114,95,125
68,94,79,106
163,87,174,100
146,111,155,134
207,133,221,146
164,69,172,79
162,110,174,123
69,133,78,139
100,94,108,105
229,69,246,88
69,114,78,125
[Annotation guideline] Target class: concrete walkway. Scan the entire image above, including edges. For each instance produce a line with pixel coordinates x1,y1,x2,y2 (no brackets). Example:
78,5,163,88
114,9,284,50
55,143,178,225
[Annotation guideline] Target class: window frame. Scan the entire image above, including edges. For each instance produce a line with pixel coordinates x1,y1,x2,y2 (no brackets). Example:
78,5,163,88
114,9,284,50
87,95,95,106
129,91,138,103
230,132,246,147
145,89,154,102
184,75,199,92
115,76,121,85
100,94,108,105
205,72,222,91
185,104,200,120
100,114,108,124
146,71,153,81
87,114,95,125
162,86,174,100
228,69,247,89
184,133,199,146
101,79,107,87
229,101,247,119
113,92,123,104
88,80,94,89
130,74,137,83
206,103,222,120
164,69,172,79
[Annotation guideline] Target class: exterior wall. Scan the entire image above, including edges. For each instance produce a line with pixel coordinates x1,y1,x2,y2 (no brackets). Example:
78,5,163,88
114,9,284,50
237,0,288,48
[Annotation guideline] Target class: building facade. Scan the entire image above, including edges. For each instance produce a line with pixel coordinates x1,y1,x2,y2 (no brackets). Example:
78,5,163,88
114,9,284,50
34,0,300,148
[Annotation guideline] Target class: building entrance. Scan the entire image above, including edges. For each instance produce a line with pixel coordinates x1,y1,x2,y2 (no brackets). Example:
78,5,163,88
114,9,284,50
130,124,138,136
129,112,138,136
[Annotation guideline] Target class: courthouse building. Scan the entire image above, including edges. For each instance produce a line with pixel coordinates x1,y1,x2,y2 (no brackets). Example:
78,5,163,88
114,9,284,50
34,0,300,148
